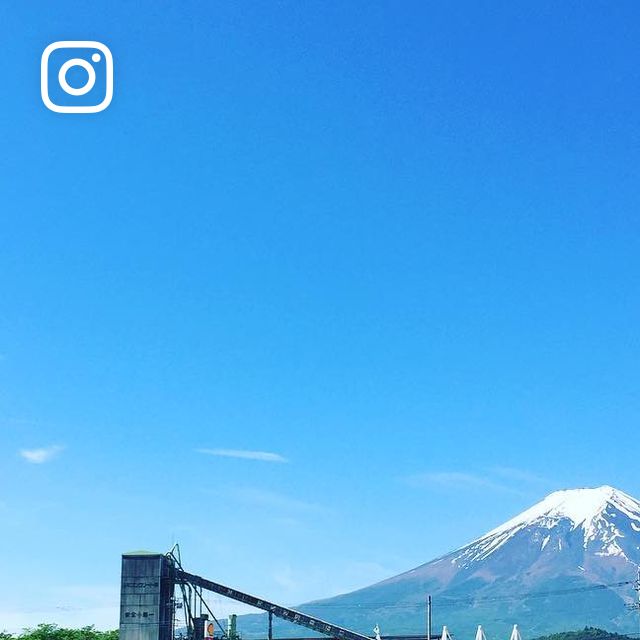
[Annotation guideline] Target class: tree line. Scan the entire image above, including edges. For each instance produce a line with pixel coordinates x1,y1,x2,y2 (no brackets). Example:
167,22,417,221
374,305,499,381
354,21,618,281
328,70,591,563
1,625,635,640
0,624,118,640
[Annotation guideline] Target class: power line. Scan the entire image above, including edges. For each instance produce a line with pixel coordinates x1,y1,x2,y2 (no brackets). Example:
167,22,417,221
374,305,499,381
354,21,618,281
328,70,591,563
437,580,636,606
289,580,635,611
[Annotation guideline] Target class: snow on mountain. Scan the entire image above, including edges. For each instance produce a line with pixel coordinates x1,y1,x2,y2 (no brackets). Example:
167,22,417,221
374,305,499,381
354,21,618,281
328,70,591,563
450,485,640,569
482,486,640,542
452,486,640,568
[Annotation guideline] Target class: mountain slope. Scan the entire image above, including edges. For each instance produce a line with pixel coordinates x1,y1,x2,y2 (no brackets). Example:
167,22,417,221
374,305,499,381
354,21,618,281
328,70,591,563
238,486,640,639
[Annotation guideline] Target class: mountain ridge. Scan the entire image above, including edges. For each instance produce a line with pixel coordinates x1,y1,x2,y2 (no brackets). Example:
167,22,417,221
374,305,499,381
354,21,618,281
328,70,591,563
239,486,640,639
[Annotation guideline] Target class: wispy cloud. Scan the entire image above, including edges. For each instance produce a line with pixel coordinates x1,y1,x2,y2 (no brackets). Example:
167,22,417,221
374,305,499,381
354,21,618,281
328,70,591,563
405,471,523,494
268,560,396,603
0,584,120,634
196,448,288,463
490,466,549,485
19,445,64,464
272,565,297,591
229,487,327,514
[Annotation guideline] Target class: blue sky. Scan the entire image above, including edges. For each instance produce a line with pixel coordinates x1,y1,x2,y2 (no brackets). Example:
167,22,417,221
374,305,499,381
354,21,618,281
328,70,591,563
1,0,640,633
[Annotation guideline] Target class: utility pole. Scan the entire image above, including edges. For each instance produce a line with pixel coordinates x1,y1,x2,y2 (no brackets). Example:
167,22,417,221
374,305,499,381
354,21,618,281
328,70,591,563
426,595,432,640
635,567,640,638
627,566,640,637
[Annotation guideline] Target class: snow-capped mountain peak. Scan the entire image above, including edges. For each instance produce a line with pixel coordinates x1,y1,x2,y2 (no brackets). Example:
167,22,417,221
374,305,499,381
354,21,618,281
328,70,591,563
487,485,640,536
453,485,640,566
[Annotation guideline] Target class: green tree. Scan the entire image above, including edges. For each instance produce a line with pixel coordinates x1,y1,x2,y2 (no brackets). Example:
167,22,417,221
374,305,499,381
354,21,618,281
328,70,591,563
17,625,118,640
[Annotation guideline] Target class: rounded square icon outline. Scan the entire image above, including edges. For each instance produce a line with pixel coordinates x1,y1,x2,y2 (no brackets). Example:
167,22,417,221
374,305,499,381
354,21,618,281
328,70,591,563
41,41,113,113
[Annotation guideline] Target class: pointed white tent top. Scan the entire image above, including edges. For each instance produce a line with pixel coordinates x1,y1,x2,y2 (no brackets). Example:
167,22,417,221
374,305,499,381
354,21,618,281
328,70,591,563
441,626,453,640
509,625,521,640
475,625,487,640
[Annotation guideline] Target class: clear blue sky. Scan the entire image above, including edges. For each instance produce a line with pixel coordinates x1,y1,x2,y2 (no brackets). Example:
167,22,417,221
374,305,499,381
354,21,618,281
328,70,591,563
1,0,639,632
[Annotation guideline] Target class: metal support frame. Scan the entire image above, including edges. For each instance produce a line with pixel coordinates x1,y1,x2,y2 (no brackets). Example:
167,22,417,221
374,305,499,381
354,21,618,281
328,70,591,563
176,568,372,640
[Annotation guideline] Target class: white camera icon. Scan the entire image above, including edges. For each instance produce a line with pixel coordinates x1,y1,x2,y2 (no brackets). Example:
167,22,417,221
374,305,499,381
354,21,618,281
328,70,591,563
41,41,113,113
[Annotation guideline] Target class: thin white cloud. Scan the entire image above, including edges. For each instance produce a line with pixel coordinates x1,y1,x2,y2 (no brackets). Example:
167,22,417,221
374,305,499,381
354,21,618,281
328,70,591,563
19,445,64,464
205,486,330,518
229,487,327,514
196,448,288,463
0,584,120,633
490,466,549,485
268,560,396,604
272,565,297,591
405,471,523,494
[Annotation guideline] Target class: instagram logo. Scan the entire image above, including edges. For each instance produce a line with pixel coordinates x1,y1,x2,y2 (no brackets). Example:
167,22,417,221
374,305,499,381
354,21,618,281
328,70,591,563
41,41,113,113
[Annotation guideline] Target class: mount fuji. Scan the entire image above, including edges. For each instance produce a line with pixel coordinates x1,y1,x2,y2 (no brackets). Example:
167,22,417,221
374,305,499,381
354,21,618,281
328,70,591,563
240,486,640,639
